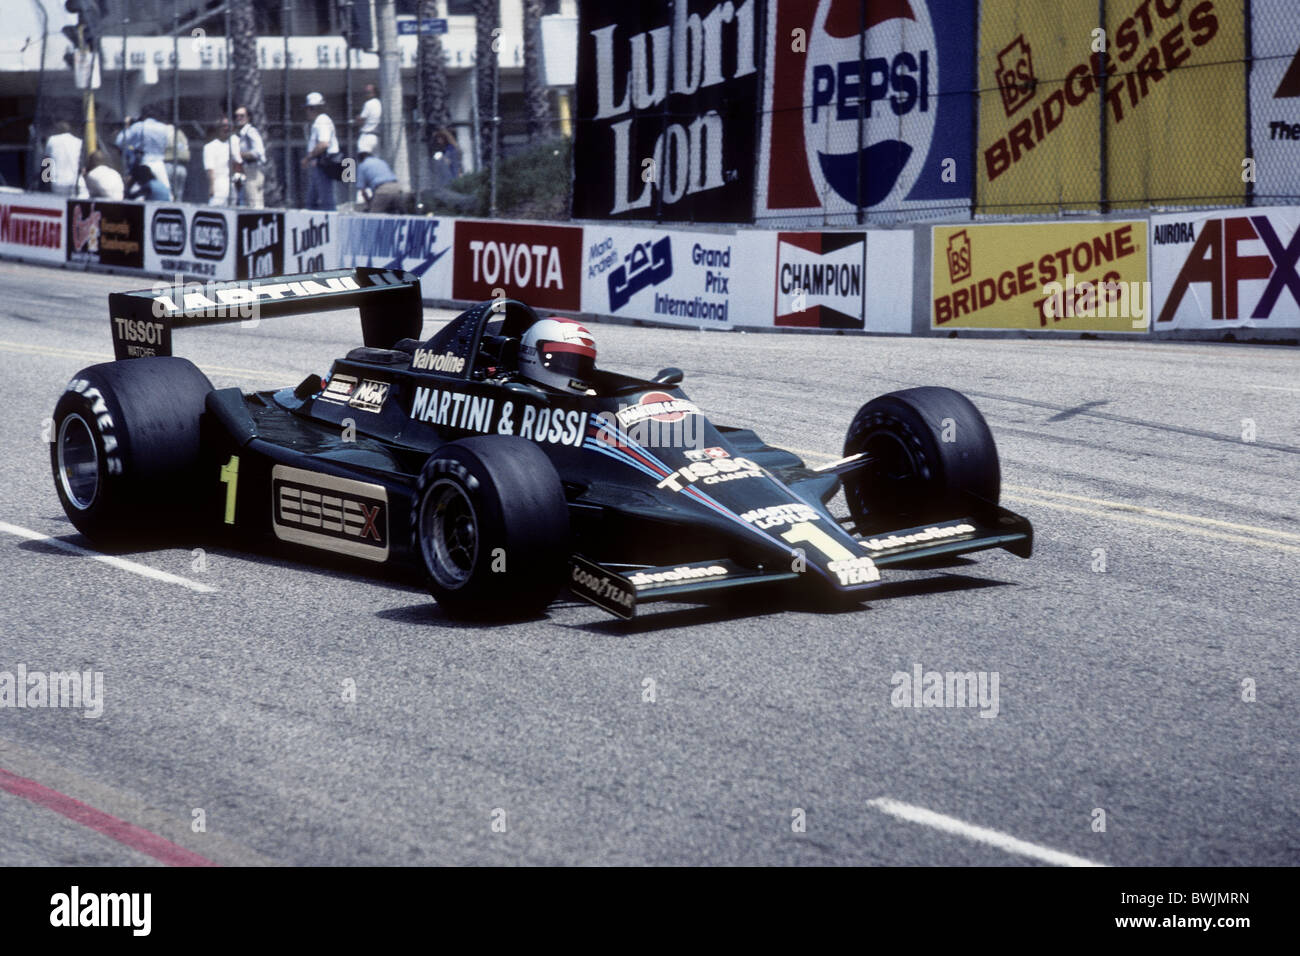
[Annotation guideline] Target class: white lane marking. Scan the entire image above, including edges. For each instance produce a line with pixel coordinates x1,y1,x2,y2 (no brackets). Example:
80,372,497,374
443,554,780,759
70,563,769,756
867,798,1106,867
0,521,216,593
1246,384,1300,394
1005,483,1300,541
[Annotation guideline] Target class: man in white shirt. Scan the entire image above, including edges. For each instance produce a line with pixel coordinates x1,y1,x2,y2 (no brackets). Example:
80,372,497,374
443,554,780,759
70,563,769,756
231,105,267,208
203,117,238,206
356,83,381,156
44,122,83,197
301,92,340,211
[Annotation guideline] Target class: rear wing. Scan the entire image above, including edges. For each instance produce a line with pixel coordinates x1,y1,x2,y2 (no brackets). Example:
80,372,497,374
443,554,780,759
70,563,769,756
107,267,423,361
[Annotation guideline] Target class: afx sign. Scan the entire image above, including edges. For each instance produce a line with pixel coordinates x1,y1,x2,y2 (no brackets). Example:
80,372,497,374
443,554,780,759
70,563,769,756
572,0,759,222
756,0,975,225
1152,207,1300,329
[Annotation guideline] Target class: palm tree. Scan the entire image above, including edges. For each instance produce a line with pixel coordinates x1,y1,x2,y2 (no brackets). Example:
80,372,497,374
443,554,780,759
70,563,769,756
417,0,451,154
229,0,281,206
473,0,499,171
522,0,551,143
376,0,410,191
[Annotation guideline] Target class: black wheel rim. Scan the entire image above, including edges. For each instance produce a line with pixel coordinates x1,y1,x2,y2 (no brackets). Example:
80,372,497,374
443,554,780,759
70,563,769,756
848,418,932,528
420,479,479,590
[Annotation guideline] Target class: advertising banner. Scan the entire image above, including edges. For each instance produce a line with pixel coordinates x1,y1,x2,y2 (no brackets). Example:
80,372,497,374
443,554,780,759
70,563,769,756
772,230,912,331
283,211,337,275
931,220,1148,331
1103,0,1246,208
0,193,66,265
975,0,1101,213
67,199,145,269
144,203,235,280
1250,0,1300,201
453,220,583,312
1152,206,1300,329
755,0,976,225
235,210,286,280
572,0,760,222
580,226,776,329
336,213,454,301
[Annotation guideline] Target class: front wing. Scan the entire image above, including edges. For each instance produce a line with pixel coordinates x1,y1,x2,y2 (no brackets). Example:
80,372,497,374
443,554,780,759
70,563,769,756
567,505,1033,619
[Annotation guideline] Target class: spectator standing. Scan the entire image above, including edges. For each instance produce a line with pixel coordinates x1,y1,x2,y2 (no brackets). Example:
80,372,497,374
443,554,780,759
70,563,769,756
115,109,172,198
83,150,124,200
356,151,403,213
356,83,381,156
203,118,237,206
44,121,83,197
231,105,267,208
432,127,463,184
301,92,340,212
126,164,169,201
163,122,190,202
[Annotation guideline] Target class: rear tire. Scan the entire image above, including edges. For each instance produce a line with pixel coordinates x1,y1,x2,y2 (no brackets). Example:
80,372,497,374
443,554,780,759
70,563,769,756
842,386,1000,534
50,357,213,543
411,437,569,619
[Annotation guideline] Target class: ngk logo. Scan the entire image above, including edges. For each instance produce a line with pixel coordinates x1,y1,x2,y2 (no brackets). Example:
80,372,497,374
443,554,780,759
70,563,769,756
995,35,1036,117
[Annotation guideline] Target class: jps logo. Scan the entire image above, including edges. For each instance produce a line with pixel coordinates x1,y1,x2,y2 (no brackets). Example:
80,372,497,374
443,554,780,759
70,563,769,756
995,34,1035,117
946,229,971,284
803,0,935,209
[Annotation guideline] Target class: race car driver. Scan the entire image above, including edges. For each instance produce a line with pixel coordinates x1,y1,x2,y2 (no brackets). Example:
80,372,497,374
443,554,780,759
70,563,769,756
517,318,597,395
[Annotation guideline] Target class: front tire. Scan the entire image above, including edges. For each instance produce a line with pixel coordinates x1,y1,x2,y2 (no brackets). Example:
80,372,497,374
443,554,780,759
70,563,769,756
50,357,213,543
842,386,1000,534
411,437,569,619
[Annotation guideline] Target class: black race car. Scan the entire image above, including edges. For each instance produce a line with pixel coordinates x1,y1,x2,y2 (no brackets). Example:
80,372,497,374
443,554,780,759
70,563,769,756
50,267,1032,619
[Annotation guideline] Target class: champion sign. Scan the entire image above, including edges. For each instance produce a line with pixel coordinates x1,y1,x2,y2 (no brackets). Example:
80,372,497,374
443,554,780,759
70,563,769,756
758,0,974,224
774,232,866,328
572,0,759,221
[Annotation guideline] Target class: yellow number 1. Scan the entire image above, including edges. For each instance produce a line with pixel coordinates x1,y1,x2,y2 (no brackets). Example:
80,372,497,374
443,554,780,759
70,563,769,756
219,455,240,525
780,521,854,562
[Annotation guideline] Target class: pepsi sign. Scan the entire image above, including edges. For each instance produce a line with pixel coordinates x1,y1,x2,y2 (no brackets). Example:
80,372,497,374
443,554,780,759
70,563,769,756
757,0,975,225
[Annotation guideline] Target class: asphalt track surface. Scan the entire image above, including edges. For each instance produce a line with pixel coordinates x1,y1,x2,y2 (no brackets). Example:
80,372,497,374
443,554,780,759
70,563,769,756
1,259,1297,866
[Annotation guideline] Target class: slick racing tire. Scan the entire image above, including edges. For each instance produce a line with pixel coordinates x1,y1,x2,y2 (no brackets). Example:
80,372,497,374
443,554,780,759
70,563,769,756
50,357,213,544
412,436,569,619
841,386,1000,535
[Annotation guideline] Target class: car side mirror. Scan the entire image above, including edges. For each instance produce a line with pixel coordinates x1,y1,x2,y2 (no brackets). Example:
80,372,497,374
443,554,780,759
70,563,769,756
653,367,684,386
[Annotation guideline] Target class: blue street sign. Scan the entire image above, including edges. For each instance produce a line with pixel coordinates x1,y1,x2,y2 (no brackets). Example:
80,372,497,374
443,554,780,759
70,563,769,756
397,18,448,36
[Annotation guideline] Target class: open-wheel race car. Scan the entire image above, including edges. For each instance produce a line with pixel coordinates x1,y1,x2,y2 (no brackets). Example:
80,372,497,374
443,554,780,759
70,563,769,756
50,268,1032,619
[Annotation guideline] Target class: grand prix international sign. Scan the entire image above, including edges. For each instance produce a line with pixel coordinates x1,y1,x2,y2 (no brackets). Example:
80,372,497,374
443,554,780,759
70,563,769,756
572,0,759,222
1152,207,1300,330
